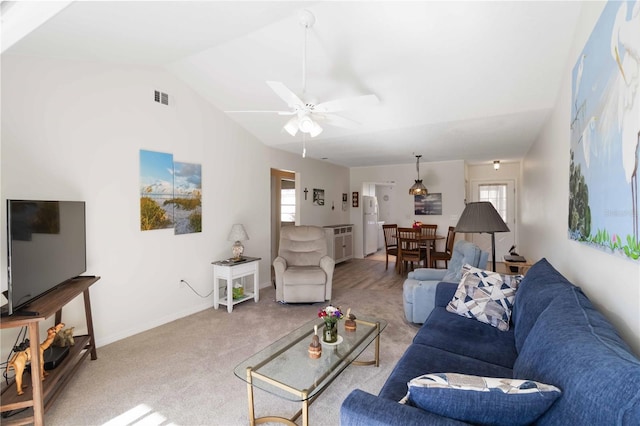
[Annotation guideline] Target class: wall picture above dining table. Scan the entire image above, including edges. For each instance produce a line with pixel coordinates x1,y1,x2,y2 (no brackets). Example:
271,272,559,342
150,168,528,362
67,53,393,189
414,193,442,215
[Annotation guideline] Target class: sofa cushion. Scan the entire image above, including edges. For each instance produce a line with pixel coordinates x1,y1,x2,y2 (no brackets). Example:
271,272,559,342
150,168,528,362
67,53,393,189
414,307,518,369
511,258,576,351
435,281,459,307
378,344,513,402
400,373,561,426
513,287,640,424
282,266,326,285
446,266,521,331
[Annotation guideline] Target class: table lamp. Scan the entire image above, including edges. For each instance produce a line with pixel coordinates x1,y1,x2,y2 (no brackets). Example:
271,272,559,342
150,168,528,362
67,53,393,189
455,202,509,272
228,224,249,260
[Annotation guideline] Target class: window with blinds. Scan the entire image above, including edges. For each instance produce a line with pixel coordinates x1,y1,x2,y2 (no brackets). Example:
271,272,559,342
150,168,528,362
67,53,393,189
478,184,507,222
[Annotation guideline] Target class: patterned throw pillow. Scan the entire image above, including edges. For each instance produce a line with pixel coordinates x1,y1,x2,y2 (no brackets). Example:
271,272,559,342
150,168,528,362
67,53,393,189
446,265,522,331
399,373,561,426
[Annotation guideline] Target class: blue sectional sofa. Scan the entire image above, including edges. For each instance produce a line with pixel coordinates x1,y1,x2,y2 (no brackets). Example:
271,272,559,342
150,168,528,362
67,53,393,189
403,240,488,324
341,258,640,425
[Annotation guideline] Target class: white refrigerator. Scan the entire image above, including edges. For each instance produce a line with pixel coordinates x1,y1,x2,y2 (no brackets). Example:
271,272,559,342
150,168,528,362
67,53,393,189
363,196,379,256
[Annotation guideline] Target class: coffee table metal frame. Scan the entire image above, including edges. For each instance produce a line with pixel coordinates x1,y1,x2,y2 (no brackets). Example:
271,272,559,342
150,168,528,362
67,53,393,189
234,316,386,426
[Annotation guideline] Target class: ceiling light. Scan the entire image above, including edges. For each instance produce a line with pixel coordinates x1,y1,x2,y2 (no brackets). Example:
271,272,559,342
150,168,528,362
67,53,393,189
493,160,500,170
295,115,323,137
284,116,299,136
409,155,428,196
299,116,314,133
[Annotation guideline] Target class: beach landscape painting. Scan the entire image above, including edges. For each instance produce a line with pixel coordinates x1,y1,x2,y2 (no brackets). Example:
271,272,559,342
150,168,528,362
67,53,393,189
140,150,202,234
172,161,202,235
140,149,175,231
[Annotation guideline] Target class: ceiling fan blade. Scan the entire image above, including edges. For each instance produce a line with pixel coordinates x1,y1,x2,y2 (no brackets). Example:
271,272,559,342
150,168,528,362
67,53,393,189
314,94,379,113
317,113,360,129
266,81,304,110
224,110,290,113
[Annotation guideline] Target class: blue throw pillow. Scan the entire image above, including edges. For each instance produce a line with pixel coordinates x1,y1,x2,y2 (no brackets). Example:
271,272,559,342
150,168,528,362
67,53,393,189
399,373,561,426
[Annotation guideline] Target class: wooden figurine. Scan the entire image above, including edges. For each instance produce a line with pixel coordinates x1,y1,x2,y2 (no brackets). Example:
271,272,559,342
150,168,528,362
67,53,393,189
53,326,75,347
6,323,65,395
308,325,322,359
345,308,357,332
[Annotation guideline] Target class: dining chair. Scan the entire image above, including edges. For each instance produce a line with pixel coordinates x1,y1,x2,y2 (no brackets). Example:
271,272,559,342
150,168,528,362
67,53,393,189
397,227,426,274
419,224,437,266
382,224,398,270
430,226,456,269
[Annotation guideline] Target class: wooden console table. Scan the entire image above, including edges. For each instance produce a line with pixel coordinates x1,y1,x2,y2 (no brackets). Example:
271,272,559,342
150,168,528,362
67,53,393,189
0,276,100,426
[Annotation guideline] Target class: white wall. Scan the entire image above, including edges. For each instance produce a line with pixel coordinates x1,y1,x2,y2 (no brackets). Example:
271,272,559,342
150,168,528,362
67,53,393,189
0,55,349,358
521,2,640,355
350,160,466,258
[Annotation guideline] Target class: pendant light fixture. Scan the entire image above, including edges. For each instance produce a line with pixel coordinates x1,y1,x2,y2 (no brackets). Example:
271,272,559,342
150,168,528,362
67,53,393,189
409,155,428,195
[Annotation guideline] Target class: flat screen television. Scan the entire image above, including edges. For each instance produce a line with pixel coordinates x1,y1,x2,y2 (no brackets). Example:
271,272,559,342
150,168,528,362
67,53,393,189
5,200,86,316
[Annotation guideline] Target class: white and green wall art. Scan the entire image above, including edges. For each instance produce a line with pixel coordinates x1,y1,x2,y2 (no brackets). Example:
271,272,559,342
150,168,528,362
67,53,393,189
569,0,639,261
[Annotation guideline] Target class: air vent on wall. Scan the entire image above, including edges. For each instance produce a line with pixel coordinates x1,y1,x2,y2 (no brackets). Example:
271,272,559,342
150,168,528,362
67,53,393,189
154,90,169,106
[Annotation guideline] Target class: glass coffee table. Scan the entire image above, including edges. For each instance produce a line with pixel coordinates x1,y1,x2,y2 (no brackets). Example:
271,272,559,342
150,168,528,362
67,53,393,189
234,316,387,426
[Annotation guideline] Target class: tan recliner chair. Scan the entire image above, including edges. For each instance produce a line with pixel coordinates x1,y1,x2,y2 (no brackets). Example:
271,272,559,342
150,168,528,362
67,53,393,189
273,225,335,303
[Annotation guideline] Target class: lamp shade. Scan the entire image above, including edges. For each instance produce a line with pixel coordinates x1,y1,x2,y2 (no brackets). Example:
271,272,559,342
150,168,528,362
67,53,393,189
455,202,509,272
455,202,509,233
227,224,249,242
409,180,428,195
408,154,428,195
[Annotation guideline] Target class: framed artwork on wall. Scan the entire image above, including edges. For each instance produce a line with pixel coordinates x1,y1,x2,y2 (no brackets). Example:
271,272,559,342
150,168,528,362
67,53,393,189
140,149,202,234
352,192,359,208
313,188,325,206
569,1,640,261
414,193,442,215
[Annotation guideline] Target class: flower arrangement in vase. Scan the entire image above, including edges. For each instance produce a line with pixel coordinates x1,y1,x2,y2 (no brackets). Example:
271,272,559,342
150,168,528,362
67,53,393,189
318,305,344,343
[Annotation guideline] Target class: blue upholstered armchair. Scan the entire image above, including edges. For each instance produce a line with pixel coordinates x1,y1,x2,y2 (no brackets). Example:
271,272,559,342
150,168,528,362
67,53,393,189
403,240,488,323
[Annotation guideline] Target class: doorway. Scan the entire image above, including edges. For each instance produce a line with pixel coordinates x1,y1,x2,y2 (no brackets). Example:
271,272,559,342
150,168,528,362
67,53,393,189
470,180,516,263
271,169,296,264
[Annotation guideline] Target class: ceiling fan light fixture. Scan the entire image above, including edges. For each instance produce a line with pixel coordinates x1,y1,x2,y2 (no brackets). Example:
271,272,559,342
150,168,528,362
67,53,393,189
309,120,323,137
284,116,299,136
298,115,314,133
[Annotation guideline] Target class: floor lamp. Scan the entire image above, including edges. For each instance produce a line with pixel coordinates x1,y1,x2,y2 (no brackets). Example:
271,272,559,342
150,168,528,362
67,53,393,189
455,202,510,272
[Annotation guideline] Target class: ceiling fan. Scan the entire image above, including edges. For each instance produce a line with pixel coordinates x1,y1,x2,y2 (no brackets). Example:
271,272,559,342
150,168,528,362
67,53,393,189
225,9,379,139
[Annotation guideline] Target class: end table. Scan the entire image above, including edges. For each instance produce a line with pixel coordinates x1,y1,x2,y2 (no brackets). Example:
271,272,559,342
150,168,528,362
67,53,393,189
212,257,261,313
503,258,533,275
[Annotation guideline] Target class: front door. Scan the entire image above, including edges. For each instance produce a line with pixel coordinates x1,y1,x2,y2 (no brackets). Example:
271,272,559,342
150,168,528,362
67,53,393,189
470,180,516,265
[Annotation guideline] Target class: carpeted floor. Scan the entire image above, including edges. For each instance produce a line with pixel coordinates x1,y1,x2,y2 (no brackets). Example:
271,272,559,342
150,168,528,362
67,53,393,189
40,254,419,425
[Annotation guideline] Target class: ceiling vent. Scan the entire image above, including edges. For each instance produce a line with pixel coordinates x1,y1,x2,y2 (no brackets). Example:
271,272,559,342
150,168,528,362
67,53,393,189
154,90,169,106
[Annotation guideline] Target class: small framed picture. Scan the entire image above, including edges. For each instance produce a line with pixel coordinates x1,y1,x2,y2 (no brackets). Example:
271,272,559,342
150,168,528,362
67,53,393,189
352,192,359,208
342,193,348,202
313,188,325,206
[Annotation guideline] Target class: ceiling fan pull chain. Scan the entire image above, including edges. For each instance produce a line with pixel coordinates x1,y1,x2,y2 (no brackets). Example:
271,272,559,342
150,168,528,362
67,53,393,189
302,133,307,158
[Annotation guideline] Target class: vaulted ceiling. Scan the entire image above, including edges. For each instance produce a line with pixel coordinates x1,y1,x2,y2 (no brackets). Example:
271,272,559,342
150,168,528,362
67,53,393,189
2,1,583,167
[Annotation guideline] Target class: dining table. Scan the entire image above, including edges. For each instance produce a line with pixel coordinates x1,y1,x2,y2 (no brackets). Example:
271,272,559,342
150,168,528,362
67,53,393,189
396,229,445,273
418,233,445,269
